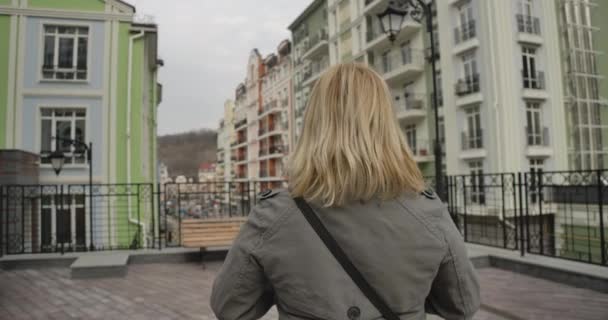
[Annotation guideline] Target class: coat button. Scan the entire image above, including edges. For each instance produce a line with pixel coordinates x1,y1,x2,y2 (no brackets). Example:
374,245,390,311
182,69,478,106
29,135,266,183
347,306,361,320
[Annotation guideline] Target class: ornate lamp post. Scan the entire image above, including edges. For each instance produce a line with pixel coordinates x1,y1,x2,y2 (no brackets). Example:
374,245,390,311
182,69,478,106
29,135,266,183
378,0,444,199
49,137,95,251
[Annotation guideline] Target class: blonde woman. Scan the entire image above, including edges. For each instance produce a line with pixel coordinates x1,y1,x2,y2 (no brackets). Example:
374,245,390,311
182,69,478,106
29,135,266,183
211,63,479,320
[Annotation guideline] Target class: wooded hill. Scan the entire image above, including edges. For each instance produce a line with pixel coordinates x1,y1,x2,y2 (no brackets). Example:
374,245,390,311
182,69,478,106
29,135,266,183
158,129,217,179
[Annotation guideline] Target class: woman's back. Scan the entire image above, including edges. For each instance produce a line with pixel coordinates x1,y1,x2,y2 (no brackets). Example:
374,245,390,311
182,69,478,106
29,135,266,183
211,63,479,319
211,189,479,319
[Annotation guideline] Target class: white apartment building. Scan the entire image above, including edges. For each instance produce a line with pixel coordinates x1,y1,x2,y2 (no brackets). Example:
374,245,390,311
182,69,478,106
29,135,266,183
258,40,293,190
558,0,608,170
437,0,568,175
216,100,235,182
225,42,294,193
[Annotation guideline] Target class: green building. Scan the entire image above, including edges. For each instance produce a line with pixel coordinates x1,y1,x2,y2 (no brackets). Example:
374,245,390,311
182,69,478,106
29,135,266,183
0,0,162,253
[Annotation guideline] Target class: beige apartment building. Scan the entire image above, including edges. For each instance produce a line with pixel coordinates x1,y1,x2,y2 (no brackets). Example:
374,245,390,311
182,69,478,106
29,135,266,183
222,41,293,194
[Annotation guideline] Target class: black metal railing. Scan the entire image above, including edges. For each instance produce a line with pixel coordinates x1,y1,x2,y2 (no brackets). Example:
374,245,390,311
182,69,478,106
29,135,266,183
454,20,476,44
2,172,605,266
516,14,541,35
461,129,484,150
522,70,545,90
455,74,480,96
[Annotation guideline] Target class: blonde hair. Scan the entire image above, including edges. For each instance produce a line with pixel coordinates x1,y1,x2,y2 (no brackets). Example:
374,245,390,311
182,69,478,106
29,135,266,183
289,63,425,207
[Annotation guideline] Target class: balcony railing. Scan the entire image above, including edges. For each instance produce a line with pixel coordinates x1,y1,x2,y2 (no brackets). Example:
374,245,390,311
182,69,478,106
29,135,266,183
454,20,476,44
408,140,431,157
516,14,541,35
374,48,424,75
259,100,278,115
461,129,483,150
259,148,268,157
526,127,550,147
395,93,425,113
455,74,481,96
302,58,329,83
235,118,247,129
303,28,328,53
522,70,545,90
269,145,284,155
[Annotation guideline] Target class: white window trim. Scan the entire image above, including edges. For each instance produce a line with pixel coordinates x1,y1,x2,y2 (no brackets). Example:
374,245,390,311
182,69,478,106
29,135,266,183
36,104,91,170
38,20,93,84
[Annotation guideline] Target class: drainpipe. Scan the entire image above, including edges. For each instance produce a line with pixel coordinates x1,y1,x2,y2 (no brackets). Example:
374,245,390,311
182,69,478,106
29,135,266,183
127,30,146,247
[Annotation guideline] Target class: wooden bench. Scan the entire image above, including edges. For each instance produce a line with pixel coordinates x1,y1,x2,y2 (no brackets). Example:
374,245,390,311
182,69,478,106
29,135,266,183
180,218,247,266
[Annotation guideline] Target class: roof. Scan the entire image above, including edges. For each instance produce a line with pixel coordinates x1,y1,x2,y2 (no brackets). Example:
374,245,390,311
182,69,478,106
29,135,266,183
114,0,136,12
288,0,326,31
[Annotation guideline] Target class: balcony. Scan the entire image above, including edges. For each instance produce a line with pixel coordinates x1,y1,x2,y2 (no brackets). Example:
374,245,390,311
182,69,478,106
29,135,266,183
281,98,289,108
394,93,426,122
522,71,547,99
460,129,486,159
302,28,328,60
454,74,482,106
454,20,476,45
453,20,478,54
302,58,329,87
235,118,247,130
516,14,541,35
258,100,279,117
526,127,552,157
409,140,433,163
366,18,421,52
373,48,424,85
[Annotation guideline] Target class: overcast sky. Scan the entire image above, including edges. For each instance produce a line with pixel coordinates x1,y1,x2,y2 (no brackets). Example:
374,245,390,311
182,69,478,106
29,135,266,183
128,0,311,135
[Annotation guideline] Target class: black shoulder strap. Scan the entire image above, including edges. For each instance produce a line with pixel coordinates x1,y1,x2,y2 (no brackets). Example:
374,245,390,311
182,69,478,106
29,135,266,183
293,197,400,320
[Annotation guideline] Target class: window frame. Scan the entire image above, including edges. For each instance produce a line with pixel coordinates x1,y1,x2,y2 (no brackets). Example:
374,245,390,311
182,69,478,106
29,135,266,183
39,21,92,83
38,105,90,169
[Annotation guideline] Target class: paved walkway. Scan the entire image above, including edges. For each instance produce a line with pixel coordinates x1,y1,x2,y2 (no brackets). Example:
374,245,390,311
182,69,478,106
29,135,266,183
1,262,607,320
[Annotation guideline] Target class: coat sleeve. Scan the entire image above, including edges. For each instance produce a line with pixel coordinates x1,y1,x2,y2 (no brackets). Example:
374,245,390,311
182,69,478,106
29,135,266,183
425,210,480,320
210,206,275,319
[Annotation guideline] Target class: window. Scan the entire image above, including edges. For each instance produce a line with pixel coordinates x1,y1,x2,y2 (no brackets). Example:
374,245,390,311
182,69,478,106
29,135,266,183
526,102,544,145
405,124,417,155
464,106,482,149
42,25,89,81
522,46,540,89
469,161,485,204
40,108,87,165
455,3,475,43
438,116,445,152
457,52,479,95
518,0,534,16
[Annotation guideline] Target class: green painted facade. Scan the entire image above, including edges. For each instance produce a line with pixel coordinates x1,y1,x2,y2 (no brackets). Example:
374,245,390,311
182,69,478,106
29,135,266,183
28,0,106,11
0,15,10,149
0,0,161,250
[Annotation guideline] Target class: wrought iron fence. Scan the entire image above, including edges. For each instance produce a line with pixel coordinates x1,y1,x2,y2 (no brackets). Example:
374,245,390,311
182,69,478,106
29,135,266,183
0,184,156,255
1,173,606,266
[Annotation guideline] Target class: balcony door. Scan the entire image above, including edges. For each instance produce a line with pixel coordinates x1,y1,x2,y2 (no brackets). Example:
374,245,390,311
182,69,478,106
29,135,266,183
405,124,417,154
526,102,543,145
465,106,482,149
462,52,478,88
522,46,538,88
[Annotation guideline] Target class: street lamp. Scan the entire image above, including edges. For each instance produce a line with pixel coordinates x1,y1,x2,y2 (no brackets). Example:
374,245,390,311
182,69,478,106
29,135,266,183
378,0,444,200
377,6,407,42
48,137,95,251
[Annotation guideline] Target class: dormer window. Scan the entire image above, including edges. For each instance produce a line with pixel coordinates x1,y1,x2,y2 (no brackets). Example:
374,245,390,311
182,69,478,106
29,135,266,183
42,25,89,81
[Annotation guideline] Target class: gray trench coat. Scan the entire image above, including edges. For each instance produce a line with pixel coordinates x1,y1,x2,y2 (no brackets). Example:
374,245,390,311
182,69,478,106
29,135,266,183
211,189,480,320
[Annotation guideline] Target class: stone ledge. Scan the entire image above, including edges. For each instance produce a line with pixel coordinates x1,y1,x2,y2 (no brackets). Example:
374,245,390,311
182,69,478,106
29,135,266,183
70,253,129,279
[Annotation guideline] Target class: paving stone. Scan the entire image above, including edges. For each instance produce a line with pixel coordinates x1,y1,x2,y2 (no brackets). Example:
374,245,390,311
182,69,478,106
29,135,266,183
1,263,607,320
